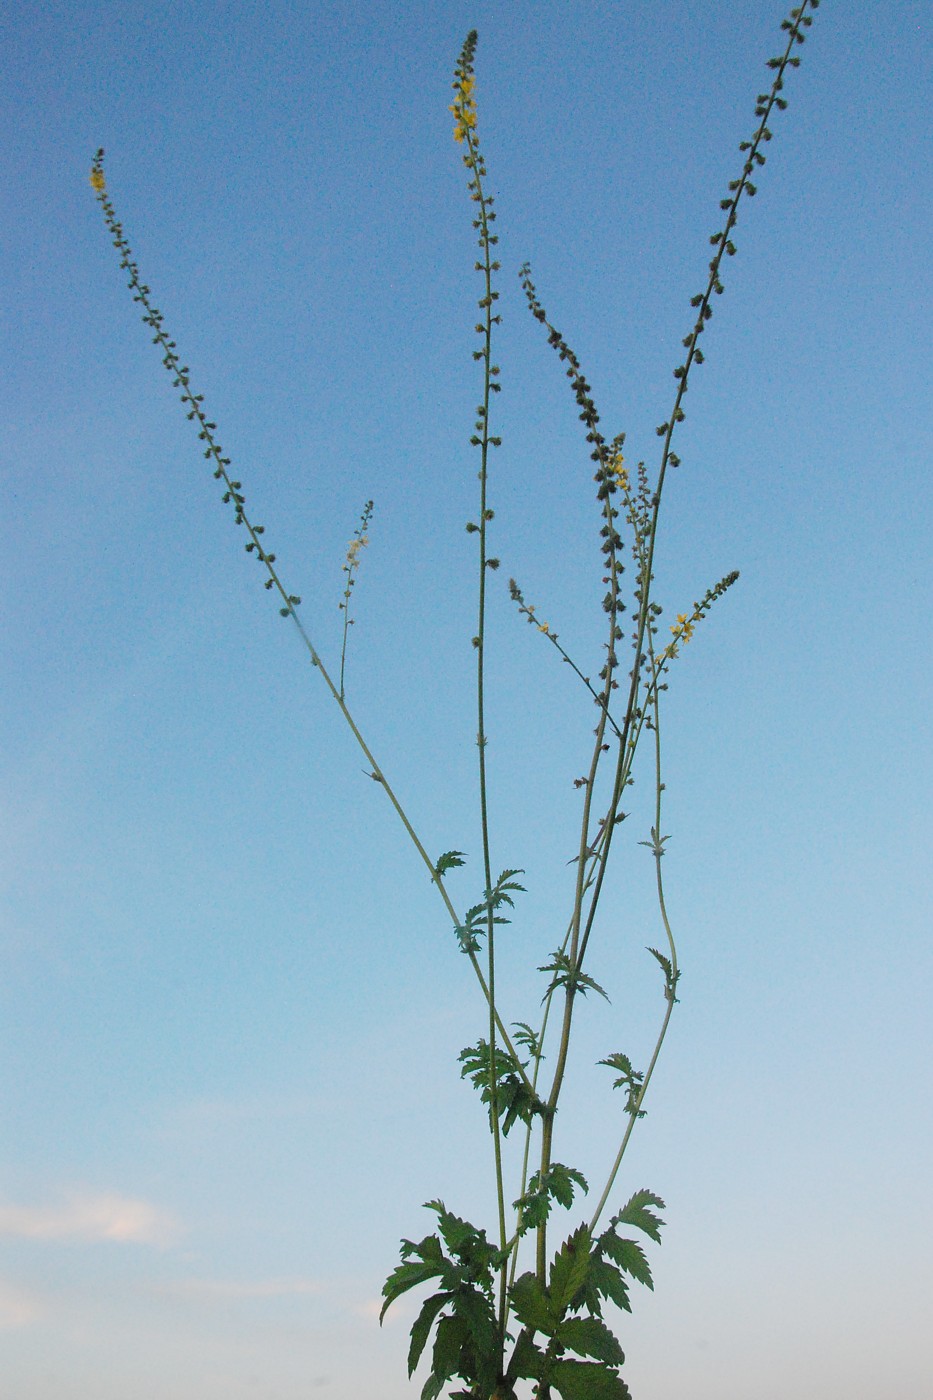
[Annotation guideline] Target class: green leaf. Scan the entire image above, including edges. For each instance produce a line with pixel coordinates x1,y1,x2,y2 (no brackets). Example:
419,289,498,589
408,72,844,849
556,1316,625,1366
491,868,526,901
424,1201,500,1281
382,1255,447,1322
420,1371,445,1400
508,1271,556,1335
600,1235,653,1290
598,1053,646,1118
580,1255,632,1316
549,1357,631,1400
427,1312,469,1397
435,850,466,876
647,946,681,1001
512,1021,543,1059
620,1238,653,1289
400,1231,445,1264
512,1183,550,1231
613,1189,665,1245
548,1226,592,1315
454,870,526,955
513,1164,587,1235
499,1074,544,1137
539,951,610,1003
426,1201,474,1258
459,1041,543,1136
454,1283,497,1358
408,1292,450,1375
506,1327,547,1383
550,1163,588,1210
455,923,481,955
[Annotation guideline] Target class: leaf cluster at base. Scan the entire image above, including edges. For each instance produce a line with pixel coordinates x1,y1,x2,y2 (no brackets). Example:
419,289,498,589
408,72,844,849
381,1192,664,1399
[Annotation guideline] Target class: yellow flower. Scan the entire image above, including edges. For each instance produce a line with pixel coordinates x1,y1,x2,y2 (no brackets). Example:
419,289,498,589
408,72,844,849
609,451,628,492
538,622,550,635
89,168,106,192
450,76,477,143
670,613,695,643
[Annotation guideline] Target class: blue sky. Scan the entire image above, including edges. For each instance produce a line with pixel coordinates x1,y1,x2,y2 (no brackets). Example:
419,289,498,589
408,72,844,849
2,0,931,1396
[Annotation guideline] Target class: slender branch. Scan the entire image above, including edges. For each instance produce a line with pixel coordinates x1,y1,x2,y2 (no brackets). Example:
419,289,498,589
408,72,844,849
590,649,679,1233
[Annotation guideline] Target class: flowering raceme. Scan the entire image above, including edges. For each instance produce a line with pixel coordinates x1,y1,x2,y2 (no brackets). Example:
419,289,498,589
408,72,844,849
450,73,477,143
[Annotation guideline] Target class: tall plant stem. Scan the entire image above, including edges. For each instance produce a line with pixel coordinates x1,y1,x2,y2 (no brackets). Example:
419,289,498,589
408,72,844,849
459,84,510,1335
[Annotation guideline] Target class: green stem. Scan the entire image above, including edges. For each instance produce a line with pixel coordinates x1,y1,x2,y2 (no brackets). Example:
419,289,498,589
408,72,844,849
590,643,678,1234
457,63,510,1341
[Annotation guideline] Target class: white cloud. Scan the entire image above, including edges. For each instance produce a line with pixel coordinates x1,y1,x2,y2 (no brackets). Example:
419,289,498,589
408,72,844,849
0,1193,178,1246
0,1279,42,1330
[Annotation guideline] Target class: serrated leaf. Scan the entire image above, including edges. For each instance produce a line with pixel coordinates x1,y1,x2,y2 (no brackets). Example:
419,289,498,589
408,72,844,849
613,1189,665,1245
646,946,672,980
400,1231,445,1263
435,850,466,876
548,1226,592,1315
513,1184,550,1231
428,1312,469,1395
549,1163,588,1210
408,1292,450,1375
424,1201,500,1281
556,1316,625,1366
647,946,681,1000
598,1053,645,1117
514,1163,587,1233
549,1357,631,1400
493,867,526,892
428,1203,474,1258
459,1041,542,1136
455,924,481,955
512,1021,542,1059
615,1238,653,1289
381,1256,447,1321
582,1255,632,1315
508,1271,556,1335
575,969,610,1000
539,951,610,1003
420,1371,445,1400
506,1327,547,1382
454,1284,497,1358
